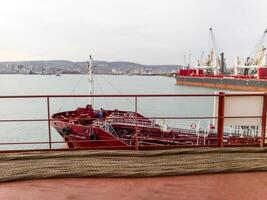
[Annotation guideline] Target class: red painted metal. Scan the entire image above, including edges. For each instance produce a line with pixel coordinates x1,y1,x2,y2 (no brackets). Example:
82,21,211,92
259,68,267,79
178,69,204,76
47,97,52,150
0,94,221,98
261,93,267,147
0,115,262,123
225,93,265,97
2,93,267,99
217,92,225,147
0,93,265,152
2,172,267,200
177,68,261,80
135,96,139,151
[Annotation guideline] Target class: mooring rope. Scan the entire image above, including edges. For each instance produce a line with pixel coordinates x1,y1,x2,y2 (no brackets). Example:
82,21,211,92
1,147,267,182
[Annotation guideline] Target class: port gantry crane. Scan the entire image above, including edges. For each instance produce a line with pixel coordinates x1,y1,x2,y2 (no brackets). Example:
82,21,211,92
234,29,267,76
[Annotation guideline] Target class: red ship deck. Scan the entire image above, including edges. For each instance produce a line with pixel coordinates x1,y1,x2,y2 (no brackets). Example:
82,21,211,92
1,172,266,200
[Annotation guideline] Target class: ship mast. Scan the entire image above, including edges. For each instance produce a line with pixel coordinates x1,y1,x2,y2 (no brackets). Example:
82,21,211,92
88,55,94,106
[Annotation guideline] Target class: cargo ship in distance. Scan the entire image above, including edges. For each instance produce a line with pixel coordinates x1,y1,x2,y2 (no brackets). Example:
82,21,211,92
175,28,267,91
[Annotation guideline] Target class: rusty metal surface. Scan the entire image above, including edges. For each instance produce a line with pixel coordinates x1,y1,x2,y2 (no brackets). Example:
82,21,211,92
0,172,266,200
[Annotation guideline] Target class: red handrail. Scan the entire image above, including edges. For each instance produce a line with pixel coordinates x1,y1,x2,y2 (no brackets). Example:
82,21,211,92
0,92,265,152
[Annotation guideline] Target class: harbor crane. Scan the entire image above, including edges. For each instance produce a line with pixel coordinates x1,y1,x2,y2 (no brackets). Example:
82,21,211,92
234,29,267,76
184,53,191,70
196,28,224,75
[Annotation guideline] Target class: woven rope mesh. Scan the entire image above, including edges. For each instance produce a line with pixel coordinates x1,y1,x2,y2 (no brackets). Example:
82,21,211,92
1,147,267,182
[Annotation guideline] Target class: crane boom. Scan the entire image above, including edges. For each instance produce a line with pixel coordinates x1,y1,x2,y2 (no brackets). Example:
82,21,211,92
209,28,217,57
188,53,191,68
249,29,267,60
209,28,219,74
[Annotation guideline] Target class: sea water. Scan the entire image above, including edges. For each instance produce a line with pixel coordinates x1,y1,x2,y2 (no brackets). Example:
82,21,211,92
0,74,229,150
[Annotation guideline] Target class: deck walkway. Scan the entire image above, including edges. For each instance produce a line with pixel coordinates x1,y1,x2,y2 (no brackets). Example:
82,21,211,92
0,172,267,200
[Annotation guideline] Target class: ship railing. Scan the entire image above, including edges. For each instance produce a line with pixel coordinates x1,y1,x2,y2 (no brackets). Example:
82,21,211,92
101,123,119,138
106,116,155,127
224,126,260,137
0,92,266,152
91,119,121,138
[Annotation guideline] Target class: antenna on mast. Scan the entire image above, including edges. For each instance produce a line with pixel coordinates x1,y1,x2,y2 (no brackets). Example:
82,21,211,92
88,55,94,106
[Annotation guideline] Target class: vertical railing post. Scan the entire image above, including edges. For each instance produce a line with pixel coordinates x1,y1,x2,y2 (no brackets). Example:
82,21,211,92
47,97,52,150
135,96,139,150
260,93,267,147
217,92,225,148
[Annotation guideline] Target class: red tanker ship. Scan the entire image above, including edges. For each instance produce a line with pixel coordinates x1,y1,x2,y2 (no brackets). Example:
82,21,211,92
51,56,260,150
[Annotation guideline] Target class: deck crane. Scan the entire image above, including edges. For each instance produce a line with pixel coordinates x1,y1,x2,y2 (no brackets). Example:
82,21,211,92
252,29,267,66
234,29,267,76
184,54,187,69
200,51,204,66
188,53,191,69
210,28,227,74
196,28,223,75
209,28,219,75
184,53,191,69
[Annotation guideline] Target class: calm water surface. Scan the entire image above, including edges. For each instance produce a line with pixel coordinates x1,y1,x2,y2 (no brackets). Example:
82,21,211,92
0,74,230,150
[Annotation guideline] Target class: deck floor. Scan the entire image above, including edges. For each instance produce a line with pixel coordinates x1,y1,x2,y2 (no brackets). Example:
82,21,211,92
0,172,266,200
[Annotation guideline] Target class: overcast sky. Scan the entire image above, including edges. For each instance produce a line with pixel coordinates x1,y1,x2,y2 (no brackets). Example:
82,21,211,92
0,0,266,65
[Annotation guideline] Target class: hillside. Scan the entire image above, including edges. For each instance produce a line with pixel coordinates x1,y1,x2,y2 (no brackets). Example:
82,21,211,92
0,60,181,74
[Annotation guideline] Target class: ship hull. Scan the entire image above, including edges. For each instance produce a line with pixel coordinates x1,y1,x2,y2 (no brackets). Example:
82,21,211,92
52,121,129,149
51,107,260,150
175,76,267,91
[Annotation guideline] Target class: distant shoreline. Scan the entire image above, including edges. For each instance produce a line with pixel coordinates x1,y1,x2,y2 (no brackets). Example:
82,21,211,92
0,73,175,77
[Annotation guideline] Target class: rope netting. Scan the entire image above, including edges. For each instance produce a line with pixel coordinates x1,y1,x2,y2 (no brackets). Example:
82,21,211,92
1,147,267,182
